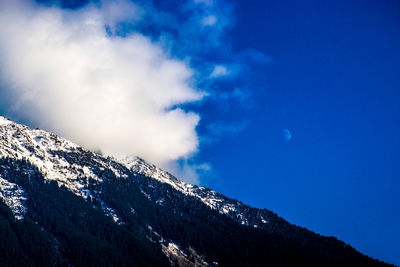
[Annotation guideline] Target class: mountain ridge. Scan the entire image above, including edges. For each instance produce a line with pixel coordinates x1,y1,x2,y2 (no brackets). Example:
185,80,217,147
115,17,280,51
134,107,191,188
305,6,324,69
0,115,393,266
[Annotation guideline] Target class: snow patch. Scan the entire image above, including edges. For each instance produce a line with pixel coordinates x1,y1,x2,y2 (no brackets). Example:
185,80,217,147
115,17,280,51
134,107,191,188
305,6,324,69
0,116,266,230
0,116,123,222
0,176,27,220
99,200,123,224
118,155,254,227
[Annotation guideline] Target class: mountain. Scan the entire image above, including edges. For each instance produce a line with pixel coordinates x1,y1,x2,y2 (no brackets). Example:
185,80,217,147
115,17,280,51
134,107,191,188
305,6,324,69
0,115,393,266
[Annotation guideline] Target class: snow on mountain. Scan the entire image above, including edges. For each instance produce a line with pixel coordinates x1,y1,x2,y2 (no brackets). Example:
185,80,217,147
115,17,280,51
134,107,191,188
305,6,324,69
0,175,27,220
0,115,270,228
118,156,270,228
0,115,305,263
0,116,392,266
0,116,121,221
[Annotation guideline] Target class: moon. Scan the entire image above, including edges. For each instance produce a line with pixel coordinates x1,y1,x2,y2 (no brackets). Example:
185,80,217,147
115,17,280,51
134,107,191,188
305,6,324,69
283,129,292,142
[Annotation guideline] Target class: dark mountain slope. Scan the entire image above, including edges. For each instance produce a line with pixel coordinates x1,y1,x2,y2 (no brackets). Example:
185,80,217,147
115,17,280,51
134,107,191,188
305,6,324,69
0,116,393,266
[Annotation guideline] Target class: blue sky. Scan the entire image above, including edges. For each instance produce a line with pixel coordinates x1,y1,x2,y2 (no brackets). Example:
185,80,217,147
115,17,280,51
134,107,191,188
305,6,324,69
202,1,400,264
0,0,399,265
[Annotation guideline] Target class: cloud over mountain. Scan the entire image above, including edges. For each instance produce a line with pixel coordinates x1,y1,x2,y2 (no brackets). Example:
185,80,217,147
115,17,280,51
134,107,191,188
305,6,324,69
0,0,206,172
0,0,265,184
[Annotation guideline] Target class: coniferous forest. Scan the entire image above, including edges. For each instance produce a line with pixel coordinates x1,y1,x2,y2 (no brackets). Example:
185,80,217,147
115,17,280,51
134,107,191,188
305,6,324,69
0,157,392,266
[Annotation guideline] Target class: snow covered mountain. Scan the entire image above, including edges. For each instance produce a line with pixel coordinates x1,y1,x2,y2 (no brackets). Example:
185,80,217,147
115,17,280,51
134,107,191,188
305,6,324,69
0,115,392,266
0,115,269,227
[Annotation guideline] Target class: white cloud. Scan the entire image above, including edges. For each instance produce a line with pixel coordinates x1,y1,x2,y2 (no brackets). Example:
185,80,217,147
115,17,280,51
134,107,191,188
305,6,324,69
209,63,245,79
207,121,247,137
210,65,230,77
0,0,204,176
202,15,218,26
194,0,214,6
160,160,212,185
100,0,142,32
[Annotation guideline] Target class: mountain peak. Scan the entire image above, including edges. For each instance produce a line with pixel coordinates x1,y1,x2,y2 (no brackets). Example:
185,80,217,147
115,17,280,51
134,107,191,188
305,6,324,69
0,115,12,126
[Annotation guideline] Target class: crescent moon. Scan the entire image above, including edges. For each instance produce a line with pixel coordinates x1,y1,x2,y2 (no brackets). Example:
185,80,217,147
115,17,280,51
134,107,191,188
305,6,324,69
283,129,292,142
